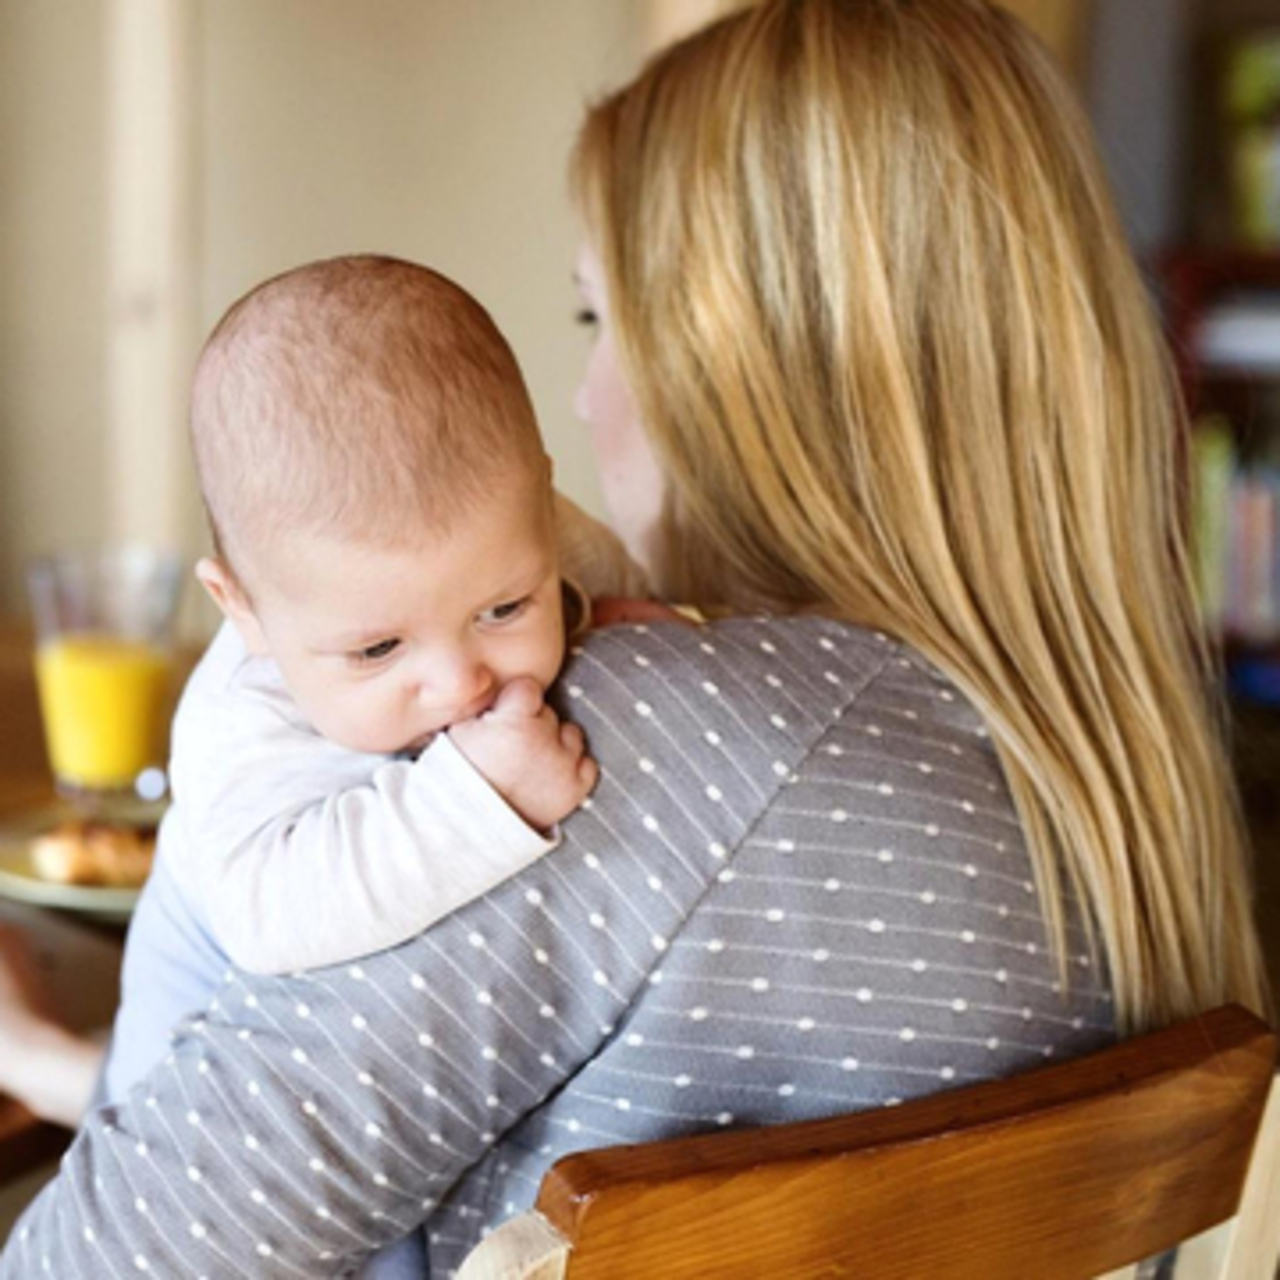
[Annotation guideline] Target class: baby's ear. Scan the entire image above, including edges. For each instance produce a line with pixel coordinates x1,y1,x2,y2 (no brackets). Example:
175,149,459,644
195,557,270,656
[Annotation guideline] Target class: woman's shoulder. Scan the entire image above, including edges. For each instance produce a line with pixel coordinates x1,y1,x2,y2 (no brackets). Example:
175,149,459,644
571,612,892,674
563,614,983,740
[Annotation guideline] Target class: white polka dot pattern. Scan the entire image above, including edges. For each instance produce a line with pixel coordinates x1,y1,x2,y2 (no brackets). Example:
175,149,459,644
2,617,1113,1279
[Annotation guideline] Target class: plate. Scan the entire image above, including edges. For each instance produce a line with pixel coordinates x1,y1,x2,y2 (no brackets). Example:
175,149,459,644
0,802,164,922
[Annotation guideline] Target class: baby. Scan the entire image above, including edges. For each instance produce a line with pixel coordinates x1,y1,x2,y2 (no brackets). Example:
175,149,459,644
104,255,645,1098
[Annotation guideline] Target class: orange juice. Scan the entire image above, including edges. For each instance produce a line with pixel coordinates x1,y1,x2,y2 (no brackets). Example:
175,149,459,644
34,634,174,789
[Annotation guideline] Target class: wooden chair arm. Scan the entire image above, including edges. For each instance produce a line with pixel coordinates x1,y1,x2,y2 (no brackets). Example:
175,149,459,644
453,1006,1274,1279
1175,1070,1280,1280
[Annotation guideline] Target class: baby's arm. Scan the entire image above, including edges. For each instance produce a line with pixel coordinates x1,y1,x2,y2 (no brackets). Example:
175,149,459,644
176,643,593,976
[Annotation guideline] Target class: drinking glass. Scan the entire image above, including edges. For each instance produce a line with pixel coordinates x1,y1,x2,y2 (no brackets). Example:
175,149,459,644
26,547,183,805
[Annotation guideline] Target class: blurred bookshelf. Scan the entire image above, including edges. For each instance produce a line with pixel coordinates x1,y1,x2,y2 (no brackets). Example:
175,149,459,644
1167,251,1280,687
1159,12,1280,987
1167,25,1280,702
1163,247,1280,991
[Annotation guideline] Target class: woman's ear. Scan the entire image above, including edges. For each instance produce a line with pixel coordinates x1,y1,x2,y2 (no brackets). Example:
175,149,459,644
194,557,270,656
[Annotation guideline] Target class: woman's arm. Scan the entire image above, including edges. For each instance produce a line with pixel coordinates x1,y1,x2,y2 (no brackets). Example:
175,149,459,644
0,925,103,1128
0,622,787,1275
2,772,734,1274
2,618,884,1277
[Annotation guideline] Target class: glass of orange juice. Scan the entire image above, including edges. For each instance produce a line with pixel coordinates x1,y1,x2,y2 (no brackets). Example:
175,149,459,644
27,547,183,805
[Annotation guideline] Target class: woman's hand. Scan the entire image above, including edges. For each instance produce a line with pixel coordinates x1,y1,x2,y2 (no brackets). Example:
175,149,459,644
591,596,694,628
0,922,103,1128
0,922,57,1049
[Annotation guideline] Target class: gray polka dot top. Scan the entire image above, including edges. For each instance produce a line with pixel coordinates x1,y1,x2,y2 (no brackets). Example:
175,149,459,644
3,616,1114,1280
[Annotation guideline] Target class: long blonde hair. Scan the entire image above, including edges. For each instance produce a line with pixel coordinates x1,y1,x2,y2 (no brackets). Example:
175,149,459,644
574,0,1270,1032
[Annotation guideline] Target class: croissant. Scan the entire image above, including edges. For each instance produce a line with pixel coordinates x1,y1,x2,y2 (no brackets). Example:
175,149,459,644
30,820,156,888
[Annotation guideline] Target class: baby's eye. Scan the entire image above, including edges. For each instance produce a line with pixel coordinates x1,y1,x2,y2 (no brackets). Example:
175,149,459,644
479,598,529,626
353,638,400,663
574,307,599,329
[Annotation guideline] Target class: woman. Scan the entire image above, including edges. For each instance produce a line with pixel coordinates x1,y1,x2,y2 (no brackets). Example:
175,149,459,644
572,0,1268,1037
1,2,1267,1275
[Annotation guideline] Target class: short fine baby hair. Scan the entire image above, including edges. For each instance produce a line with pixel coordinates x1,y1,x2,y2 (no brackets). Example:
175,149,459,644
191,254,544,583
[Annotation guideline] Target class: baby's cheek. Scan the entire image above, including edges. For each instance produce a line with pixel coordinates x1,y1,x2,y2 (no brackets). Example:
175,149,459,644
533,634,570,690
309,689,391,755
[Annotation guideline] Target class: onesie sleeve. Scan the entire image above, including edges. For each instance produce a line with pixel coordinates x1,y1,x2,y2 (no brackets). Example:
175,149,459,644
206,735,556,974
169,633,556,975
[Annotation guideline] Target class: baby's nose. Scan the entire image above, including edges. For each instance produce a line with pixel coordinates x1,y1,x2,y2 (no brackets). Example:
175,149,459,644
420,656,493,709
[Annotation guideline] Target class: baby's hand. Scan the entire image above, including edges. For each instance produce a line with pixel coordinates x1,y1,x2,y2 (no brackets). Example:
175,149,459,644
448,677,598,833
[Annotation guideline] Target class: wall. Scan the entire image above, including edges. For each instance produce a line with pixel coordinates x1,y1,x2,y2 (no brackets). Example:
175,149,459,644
1087,0,1193,252
0,0,1215,620
998,0,1092,72
0,2,644,620
194,1,642,538
0,1,109,614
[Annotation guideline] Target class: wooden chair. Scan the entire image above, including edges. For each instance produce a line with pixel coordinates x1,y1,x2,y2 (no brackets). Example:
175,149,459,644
459,1004,1278,1280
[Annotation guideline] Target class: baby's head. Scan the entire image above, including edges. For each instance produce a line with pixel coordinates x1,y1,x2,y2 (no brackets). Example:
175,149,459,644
191,255,565,754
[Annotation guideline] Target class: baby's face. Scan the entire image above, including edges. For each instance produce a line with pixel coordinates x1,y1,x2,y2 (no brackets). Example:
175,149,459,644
244,473,565,755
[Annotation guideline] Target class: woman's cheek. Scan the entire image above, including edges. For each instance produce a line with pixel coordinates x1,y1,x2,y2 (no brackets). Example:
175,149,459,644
579,338,664,567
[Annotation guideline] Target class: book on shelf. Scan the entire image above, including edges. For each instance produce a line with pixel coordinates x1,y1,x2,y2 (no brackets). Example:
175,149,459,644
1230,472,1279,641
1224,29,1280,248
1192,415,1280,647
1193,418,1234,626
1197,293,1280,373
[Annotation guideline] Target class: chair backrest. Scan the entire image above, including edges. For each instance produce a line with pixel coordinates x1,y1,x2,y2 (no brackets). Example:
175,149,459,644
459,1005,1277,1280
